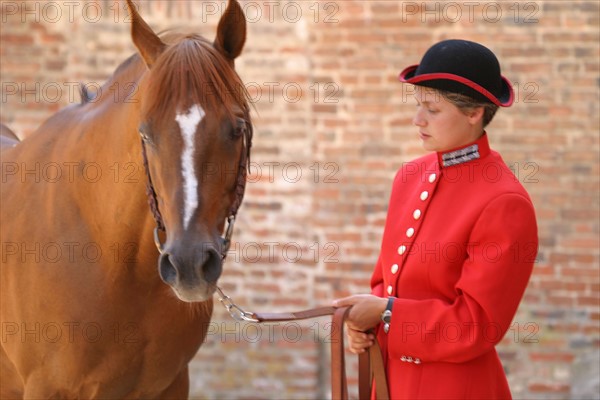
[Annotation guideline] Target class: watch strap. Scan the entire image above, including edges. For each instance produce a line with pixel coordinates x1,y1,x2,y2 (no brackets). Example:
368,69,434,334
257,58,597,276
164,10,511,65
381,297,394,333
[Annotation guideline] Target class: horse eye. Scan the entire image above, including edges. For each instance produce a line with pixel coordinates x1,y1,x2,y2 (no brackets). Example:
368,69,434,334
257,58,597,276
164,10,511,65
233,118,247,138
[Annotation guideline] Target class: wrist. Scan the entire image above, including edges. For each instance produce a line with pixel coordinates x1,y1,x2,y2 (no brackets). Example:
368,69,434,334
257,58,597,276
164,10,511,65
380,296,395,333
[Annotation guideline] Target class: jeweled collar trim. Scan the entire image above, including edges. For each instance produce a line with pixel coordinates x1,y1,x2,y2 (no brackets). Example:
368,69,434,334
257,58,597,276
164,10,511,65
436,133,491,168
441,144,480,167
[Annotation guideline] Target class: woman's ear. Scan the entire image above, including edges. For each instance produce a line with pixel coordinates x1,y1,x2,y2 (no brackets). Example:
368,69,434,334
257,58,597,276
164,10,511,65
467,106,485,126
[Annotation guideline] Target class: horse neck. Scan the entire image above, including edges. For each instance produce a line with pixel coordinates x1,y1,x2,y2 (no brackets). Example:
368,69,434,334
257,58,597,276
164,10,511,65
65,55,156,242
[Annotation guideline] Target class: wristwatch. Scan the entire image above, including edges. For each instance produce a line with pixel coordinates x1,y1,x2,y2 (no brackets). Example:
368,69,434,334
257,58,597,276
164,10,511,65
381,296,394,334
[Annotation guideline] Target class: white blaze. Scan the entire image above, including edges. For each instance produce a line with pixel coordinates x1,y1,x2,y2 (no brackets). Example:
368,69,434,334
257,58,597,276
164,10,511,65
175,104,205,230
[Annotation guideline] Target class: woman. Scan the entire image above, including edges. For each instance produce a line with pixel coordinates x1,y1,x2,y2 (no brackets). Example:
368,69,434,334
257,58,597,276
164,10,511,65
333,39,538,399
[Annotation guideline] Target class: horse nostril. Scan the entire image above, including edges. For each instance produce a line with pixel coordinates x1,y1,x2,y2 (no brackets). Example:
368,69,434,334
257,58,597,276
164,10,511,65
201,248,222,284
158,253,178,285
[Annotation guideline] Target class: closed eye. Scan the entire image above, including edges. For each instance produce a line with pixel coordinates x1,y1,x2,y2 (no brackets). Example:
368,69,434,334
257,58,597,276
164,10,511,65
414,101,439,115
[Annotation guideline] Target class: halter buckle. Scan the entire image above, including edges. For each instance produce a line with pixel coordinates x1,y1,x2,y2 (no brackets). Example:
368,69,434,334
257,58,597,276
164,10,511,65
221,215,236,258
153,226,166,254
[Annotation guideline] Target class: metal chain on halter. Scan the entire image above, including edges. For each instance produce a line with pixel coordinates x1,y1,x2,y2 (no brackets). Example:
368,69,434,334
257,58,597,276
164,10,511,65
215,286,259,322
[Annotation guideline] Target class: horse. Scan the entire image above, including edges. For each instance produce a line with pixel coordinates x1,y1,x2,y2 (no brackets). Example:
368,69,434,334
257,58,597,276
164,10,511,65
0,0,252,398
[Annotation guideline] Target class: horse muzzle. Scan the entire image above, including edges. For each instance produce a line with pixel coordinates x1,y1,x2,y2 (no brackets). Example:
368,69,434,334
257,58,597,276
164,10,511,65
158,242,222,302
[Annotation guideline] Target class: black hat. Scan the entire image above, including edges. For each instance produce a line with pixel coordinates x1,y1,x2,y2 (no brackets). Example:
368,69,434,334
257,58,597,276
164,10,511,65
399,39,514,107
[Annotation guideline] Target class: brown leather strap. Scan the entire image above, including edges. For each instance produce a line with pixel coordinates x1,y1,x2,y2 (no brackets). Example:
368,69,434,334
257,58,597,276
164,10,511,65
358,350,371,400
369,340,389,400
253,305,388,400
140,138,165,232
253,306,336,322
331,307,350,400
331,307,389,400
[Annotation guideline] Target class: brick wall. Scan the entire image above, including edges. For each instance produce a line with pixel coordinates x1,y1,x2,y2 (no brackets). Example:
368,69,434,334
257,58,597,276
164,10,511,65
1,1,599,399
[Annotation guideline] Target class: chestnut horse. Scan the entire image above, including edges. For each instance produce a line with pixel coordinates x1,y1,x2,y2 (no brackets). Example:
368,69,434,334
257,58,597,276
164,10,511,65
0,1,252,398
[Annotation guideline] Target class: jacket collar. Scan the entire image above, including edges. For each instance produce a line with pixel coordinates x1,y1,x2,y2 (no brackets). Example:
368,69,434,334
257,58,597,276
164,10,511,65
437,133,491,168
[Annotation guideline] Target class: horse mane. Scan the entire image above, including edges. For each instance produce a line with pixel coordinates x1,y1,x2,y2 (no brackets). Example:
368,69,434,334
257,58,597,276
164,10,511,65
143,33,252,123
79,54,139,104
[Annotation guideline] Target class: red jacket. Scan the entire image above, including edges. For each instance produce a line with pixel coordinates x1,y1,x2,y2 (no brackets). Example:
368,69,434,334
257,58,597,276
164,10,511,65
371,134,538,399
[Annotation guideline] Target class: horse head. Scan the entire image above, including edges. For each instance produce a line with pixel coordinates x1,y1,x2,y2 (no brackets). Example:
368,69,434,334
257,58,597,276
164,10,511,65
127,0,252,302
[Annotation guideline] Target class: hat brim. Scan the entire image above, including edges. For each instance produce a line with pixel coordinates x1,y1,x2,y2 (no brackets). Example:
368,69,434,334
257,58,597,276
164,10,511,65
399,64,514,107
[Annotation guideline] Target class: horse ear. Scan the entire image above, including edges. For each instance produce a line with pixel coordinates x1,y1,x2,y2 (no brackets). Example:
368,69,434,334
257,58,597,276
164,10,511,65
214,0,247,61
126,0,166,68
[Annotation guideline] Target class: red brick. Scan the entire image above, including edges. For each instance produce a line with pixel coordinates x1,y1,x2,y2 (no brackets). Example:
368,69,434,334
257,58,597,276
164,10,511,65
528,382,571,393
532,264,555,276
548,295,575,307
530,352,575,363
0,34,34,44
577,296,600,307
562,267,600,278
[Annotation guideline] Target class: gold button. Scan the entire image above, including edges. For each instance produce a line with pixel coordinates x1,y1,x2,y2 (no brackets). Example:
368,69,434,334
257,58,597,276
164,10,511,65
420,191,429,201
387,285,393,295
398,245,406,255
429,173,437,183
414,358,421,364
391,264,399,274
406,227,415,238
413,209,421,220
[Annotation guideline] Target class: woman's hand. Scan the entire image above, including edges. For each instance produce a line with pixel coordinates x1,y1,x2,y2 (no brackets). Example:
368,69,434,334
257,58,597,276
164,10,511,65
333,294,389,354
346,326,375,354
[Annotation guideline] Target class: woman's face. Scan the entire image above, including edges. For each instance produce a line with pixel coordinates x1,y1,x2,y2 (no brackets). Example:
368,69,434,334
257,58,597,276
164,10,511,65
412,87,484,152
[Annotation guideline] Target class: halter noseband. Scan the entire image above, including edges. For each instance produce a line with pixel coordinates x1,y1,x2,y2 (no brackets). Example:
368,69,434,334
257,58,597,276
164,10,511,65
140,113,252,261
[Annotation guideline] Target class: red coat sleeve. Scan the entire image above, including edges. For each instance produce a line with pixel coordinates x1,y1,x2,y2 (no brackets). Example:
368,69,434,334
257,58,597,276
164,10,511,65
386,193,538,363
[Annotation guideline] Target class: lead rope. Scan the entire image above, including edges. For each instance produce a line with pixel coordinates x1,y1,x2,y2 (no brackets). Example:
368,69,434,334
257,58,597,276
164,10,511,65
214,286,389,400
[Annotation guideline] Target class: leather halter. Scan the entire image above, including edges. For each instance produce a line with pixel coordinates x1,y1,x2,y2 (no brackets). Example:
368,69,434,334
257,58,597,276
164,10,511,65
139,111,252,260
